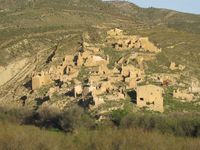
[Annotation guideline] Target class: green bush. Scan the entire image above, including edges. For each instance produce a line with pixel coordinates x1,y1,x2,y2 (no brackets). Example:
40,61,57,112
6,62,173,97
60,105,95,132
119,112,200,137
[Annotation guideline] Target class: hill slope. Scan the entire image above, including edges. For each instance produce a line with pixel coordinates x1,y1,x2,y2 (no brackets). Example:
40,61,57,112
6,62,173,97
0,0,200,121
1,0,200,149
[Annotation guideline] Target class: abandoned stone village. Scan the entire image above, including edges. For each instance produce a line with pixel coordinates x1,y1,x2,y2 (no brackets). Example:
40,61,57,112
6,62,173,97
0,28,200,118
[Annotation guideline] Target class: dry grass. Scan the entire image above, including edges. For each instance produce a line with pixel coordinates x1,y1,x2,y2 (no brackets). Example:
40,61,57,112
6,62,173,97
0,121,200,150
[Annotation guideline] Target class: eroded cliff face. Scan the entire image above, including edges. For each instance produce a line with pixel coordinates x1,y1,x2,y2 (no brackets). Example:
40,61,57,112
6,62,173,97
0,58,28,86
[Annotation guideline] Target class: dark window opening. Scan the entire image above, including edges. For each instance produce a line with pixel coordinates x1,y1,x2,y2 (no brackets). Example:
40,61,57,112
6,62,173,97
140,98,144,101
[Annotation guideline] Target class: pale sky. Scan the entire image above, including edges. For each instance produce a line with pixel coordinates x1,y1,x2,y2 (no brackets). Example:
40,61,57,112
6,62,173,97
129,0,200,14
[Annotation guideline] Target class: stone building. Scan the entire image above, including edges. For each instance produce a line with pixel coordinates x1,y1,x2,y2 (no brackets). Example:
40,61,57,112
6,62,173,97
32,72,52,90
136,85,164,112
121,64,144,80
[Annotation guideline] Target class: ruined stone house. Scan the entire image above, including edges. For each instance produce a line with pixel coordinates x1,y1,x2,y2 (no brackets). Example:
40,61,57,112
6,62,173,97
107,28,123,37
189,79,200,93
173,89,194,101
137,85,164,112
108,36,139,51
84,55,108,67
125,77,137,89
32,72,52,90
74,84,83,98
92,81,113,96
121,64,144,80
106,29,161,52
150,73,178,86
169,62,185,71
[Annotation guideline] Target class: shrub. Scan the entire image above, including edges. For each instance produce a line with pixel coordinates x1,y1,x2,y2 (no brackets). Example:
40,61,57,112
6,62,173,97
120,112,200,137
60,105,95,132
36,105,62,129
110,109,129,126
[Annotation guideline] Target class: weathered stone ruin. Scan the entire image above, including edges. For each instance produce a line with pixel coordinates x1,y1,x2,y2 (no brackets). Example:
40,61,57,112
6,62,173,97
125,77,137,89
84,55,108,67
27,28,171,114
106,28,161,53
90,95,105,109
107,28,124,37
32,72,52,90
150,73,179,86
189,78,200,93
74,85,83,98
121,64,144,79
137,85,164,112
169,62,185,71
173,89,194,101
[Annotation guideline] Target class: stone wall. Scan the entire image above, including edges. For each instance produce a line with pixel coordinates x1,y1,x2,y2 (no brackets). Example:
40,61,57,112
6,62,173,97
137,85,164,112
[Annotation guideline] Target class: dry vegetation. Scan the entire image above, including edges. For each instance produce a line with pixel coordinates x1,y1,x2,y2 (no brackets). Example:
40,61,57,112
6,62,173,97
1,106,200,150
1,121,200,150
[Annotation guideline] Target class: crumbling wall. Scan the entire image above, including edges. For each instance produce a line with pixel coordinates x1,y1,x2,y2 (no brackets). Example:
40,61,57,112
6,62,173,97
125,77,137,89
63,55,74,66
137,85,164,112
74,84,83,98
138,37,161,53
169,62,185,71
84,55,108,67
106,28,161,53
32,72,52,90
107,28,123,37
173,89,194,101
189,79,200,93
121,64,144,79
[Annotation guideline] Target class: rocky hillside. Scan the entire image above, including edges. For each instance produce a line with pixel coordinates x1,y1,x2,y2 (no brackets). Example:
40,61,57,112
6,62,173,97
0,0,200,117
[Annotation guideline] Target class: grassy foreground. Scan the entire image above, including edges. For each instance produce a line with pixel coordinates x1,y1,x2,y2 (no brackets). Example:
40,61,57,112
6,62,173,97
0,121,200,150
